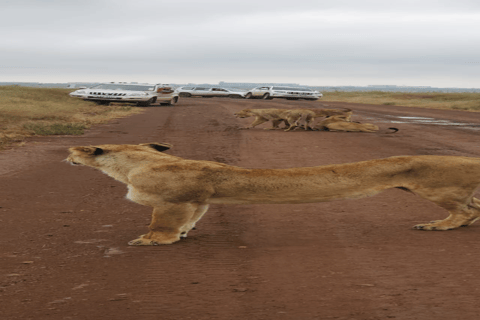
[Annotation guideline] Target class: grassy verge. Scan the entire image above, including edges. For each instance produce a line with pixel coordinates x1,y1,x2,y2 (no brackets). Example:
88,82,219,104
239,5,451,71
322,91,480,111
0,86,142,149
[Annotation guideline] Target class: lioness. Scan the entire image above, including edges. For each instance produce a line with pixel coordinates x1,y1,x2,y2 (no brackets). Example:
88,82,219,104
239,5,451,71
66,143,480,245
316,116,398,133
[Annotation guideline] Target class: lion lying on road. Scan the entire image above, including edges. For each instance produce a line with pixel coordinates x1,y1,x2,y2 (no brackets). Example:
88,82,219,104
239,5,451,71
234,108,351,130
316,115,398,133
311,108,352,121
67,143,480,245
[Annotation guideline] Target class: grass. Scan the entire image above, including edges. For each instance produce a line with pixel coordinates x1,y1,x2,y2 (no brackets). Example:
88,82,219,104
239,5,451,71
23,123,87,136
0,86,142,149
323,91,480,111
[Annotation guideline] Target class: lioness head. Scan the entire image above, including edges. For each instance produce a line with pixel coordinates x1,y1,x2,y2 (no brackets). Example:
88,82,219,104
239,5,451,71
233,109,253,118
66,142,172,168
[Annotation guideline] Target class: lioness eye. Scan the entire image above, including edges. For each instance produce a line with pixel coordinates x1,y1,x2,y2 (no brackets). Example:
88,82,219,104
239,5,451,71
94,148,104,155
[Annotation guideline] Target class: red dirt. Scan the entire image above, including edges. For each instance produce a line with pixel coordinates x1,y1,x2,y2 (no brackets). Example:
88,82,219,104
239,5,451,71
1,97,480,320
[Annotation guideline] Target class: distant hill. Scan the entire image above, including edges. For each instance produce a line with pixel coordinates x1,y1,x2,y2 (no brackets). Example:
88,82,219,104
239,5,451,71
1,81,479,93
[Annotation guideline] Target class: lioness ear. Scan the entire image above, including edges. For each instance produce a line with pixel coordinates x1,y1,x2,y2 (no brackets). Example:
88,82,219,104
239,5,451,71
71,146,104,155
140,143,172,152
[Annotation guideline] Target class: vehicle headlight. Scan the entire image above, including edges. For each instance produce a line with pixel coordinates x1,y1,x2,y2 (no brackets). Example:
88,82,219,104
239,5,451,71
127,92,147,96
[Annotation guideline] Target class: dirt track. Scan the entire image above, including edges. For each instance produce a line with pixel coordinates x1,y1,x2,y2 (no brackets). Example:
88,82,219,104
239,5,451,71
1,97,480,320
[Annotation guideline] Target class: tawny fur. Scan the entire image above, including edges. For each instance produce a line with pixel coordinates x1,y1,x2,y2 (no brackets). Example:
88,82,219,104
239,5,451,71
66,143,480,246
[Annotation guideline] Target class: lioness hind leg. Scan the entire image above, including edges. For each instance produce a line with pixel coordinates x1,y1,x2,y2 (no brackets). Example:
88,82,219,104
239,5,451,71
301,115,314,131
129,203,198,246
408,186,480,231
472,197,480,208
463,197,480,226
180,204,210,238
281,119,291,129
429,198,480,226
305,118,315,131
413,202,480,231
284,117,299,132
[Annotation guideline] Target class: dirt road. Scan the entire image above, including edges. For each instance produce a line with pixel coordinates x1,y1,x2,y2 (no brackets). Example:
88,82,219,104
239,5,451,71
1,97,480,320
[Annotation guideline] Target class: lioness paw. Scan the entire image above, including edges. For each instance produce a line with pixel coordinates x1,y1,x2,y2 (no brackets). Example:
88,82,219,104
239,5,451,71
128,235,179,246
413,223,453,231
128,238,160,246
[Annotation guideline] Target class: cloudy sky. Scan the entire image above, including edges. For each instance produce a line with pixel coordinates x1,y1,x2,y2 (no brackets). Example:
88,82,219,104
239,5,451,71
1,0,479,87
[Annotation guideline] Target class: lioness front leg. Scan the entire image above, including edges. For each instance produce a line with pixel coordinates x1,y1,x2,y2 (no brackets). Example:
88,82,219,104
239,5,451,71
129,203,198,246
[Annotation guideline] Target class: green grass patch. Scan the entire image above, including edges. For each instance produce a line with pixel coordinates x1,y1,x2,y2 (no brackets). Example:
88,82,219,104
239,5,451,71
23,123,86,135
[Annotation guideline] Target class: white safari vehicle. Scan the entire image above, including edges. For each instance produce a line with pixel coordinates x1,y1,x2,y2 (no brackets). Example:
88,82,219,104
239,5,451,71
176,87,246,98
69,82,179,106
245,86,322,101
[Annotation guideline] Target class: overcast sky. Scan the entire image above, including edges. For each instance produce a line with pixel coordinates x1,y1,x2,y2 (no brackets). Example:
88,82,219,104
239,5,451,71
1,0,479,87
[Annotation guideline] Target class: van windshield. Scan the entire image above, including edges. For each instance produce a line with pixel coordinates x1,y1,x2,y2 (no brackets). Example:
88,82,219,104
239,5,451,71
92,84,155,91
272,87,311,91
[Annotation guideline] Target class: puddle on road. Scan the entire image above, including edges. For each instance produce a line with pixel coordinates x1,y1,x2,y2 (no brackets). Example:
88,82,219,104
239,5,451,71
367,115,480,131
104,247,125,258
397,116,431,119
104,247,124,255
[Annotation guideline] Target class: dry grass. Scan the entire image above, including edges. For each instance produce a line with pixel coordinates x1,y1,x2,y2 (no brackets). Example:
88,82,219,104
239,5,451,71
323,91,480,111
0,86,142,149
